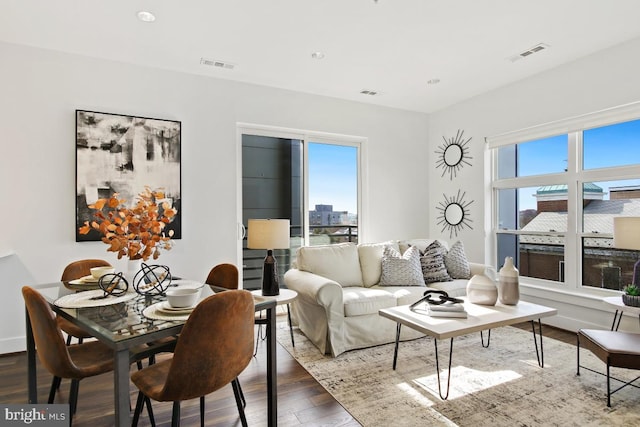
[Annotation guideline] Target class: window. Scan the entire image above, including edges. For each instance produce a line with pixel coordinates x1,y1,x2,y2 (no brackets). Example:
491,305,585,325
308,143,359,246
489,105,640,292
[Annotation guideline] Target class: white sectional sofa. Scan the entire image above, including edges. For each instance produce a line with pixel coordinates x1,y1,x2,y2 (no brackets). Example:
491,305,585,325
284,239,489,357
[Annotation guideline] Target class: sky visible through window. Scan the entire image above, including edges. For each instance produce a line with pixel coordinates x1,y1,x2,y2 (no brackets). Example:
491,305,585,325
308,143,357,214
517,120,640,211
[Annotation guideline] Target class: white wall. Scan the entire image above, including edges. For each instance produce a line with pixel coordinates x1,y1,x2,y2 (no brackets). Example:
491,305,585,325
0,41,429,353
428,37,640,332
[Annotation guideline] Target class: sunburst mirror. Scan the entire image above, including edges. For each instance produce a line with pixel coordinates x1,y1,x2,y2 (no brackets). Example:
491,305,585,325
436,190,474,238
435,129,473,180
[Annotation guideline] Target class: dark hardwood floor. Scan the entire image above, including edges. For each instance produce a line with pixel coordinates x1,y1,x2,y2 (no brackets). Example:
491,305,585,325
0,320,575,426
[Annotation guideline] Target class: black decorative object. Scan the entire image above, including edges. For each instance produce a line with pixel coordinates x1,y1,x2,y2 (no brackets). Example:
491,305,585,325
436,190,474,238
133,263,172,296
435,129,473,180
97,273,129,297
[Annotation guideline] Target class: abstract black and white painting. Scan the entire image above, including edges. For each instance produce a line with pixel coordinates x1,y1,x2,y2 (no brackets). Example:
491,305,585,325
75,110,181,241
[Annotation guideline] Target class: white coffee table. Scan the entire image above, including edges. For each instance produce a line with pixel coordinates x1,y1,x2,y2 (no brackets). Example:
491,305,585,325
602,296,640,331
251,289,298,349
379,299,557,400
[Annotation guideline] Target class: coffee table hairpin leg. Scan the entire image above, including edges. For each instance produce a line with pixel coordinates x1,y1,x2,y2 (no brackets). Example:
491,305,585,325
434,338,454,400
480,329,491,348
392,323,402,370
531,319,545,368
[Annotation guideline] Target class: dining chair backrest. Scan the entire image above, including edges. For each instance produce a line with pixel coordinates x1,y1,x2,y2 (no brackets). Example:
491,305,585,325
158,290,254,402
22,286,82,379
205,263,239,290
61,259,112,281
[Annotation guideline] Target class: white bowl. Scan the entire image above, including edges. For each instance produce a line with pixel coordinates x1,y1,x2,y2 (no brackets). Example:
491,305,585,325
166,288,201,308
90,266,115,279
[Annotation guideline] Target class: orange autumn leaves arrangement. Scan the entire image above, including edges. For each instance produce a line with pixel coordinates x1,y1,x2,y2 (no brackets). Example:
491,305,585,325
79,187,177,261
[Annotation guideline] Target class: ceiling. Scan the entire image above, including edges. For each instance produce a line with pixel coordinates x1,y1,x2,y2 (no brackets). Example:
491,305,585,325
2,0,640,114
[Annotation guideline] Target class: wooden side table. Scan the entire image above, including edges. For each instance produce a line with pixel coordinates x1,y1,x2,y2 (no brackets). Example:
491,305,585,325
602,296,640,330
251,289,298,350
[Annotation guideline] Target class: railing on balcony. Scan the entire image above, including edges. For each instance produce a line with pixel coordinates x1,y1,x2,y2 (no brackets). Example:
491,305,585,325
242,224,358,291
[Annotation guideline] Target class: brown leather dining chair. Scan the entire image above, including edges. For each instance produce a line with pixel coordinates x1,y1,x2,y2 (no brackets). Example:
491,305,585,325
205,263,239,290
49,259,112,403
204,263,247,406
130,290,255,427
22,286,114,425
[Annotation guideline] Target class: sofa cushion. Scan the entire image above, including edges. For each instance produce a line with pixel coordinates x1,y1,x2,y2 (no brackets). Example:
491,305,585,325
399,238,450,254
420,240,453,284
444,240,471,279
375,285,429,306
296,243,363,287
379,246,425,286
358,241,400,287
429,279,469,297
343,287,397,316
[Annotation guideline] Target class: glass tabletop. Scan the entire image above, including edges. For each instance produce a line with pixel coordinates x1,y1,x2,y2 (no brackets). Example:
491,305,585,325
32,281,274,348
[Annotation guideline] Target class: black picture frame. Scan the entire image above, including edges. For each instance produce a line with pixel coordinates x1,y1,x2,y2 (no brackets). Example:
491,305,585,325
75,110,182,242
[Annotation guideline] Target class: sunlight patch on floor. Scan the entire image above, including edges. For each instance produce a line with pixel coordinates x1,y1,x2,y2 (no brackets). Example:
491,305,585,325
412,365,522,400
395,381,437,407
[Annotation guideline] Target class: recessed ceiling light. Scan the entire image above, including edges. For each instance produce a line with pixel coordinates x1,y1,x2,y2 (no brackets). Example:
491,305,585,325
137,11,156,23
427,79,441,85
311,52,325,60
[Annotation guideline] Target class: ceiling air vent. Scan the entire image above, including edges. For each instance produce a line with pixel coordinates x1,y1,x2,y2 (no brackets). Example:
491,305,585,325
508,43,550,62
360,89,378,96
200,57,235,70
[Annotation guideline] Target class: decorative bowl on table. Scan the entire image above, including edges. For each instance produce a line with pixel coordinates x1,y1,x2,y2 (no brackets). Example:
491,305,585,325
90,266,116,279
166,288,201,308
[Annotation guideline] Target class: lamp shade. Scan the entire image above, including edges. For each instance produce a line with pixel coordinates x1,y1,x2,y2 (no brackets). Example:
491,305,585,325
247,219,290,250
613,217,640,250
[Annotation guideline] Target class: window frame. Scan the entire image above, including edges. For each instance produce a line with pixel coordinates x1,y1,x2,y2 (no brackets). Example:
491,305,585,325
488,101,640,293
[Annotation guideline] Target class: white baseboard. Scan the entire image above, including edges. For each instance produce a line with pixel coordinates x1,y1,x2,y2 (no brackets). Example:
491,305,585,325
0,336,26,354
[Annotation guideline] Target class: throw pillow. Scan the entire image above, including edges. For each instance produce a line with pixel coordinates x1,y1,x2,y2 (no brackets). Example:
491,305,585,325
444,240,471,279
379,246,425,286
358,241,400,287
296,243,363,287
420,240,452,284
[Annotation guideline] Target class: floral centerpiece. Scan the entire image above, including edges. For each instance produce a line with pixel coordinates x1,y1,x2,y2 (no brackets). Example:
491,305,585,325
79,186,177,261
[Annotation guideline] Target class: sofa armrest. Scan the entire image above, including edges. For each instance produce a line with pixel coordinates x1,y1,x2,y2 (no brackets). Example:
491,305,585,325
284,269,344,309
469,262,489,276
284,269,346,355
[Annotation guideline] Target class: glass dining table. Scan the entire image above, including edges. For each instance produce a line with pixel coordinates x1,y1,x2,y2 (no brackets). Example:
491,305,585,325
25,281,278,427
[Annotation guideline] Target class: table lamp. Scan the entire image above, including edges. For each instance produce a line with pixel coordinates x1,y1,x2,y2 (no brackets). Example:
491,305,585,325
247,219,290,296
613,217,640,287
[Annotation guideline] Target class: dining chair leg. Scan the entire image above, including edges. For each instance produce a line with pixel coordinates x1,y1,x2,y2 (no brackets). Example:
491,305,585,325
132,392,144,427
231,378,248,427
237,380,246,408
69,379,80,415
145,396,156,427
171,401,181,427
199,396,205,427
48,376,61,403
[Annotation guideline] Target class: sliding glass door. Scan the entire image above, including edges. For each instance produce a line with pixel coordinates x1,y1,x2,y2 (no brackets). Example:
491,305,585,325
240,128,362,290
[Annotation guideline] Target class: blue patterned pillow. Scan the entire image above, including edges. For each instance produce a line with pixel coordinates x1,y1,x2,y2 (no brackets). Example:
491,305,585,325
379,246,425,286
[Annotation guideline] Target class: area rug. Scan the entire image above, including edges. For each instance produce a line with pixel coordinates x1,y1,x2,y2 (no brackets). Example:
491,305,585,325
275,324,640,426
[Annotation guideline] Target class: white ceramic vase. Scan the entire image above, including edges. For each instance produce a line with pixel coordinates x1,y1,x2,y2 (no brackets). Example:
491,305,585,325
466,274,498,305
498,256,519,305
125,258,142,291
